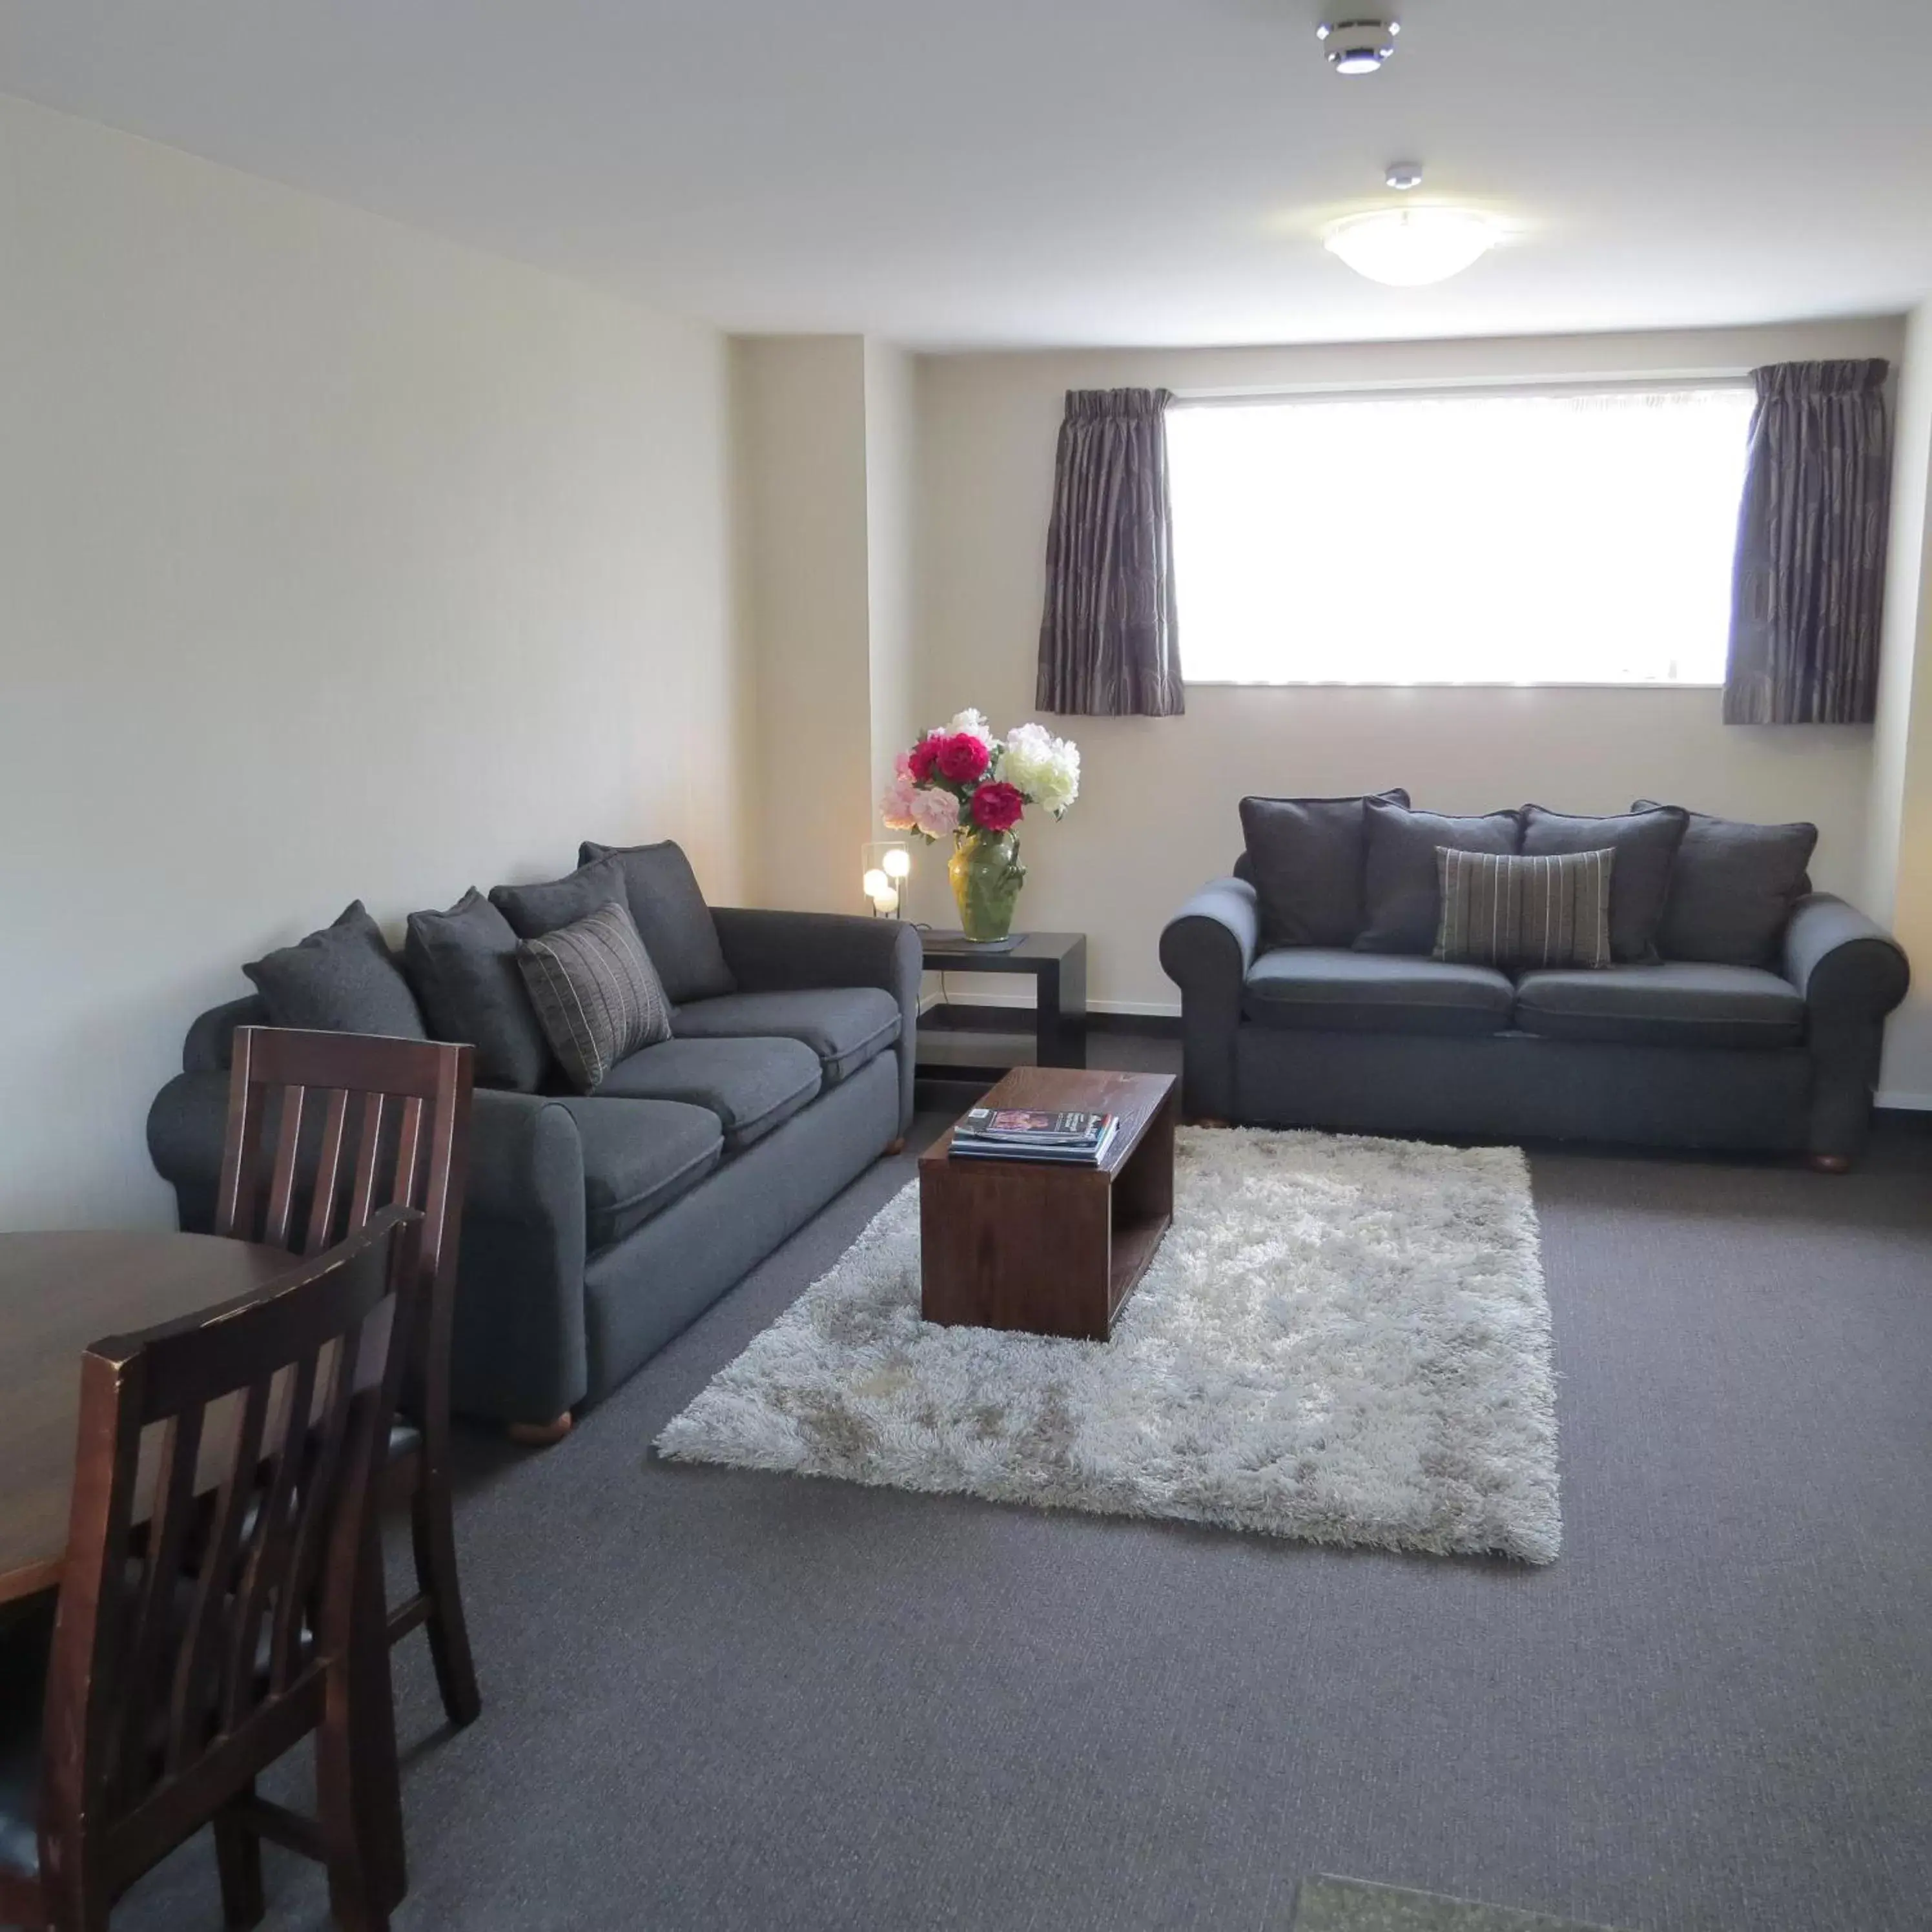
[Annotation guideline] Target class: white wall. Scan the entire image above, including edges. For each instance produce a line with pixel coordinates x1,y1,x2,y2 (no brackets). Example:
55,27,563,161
0,94,745,1228
914,319,1904,1011
1868,301,1932,1104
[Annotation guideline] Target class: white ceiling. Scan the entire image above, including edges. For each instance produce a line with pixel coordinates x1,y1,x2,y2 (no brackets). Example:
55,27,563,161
3,0,1929,349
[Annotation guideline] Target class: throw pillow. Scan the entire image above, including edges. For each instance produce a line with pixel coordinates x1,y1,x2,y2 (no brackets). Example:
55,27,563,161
1356,801,1522,954
404,889,553,1093
578,839,737,1003
243,901,428,1039
489,853,631,941
1519,804,1689,963
516,900,672,1094
1631,801,1818,967
1237,788,1411,949
1434,848,1614,971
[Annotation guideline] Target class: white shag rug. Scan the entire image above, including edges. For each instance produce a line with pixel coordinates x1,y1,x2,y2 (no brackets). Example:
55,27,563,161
656,1127,1561,1563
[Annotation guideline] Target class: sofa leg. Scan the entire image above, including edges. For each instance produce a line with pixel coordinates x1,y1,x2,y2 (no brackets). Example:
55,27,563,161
1807,1153,1853,1175
884,1137,907,1156
1185,1116,1232,1130
506,1412,574,1448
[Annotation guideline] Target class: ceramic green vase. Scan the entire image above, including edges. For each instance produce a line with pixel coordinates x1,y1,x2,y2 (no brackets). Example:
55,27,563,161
948,830,1027,942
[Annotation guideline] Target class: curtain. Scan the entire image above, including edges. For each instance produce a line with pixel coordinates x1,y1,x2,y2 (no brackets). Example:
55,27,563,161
1036,388,1186,716
1724,359,1891,724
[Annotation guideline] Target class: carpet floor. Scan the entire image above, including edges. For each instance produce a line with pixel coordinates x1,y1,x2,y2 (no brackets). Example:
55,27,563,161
112,1115,1932,1932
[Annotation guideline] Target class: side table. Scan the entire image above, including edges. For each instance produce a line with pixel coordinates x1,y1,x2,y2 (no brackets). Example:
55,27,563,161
916,929,1087,1079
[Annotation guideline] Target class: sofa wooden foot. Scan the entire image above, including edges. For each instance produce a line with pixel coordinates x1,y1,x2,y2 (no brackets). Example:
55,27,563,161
1807,1153,1852,1175
507,1412,574,1448
885,1137,907,1156
1185,1116,1232,1130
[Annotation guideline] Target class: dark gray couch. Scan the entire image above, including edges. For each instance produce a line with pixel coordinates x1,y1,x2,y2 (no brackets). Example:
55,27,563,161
1160,799,1909,1166
149,901,918,1429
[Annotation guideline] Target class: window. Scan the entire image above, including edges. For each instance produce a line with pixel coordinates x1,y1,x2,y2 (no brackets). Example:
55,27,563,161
1167,382,1756,686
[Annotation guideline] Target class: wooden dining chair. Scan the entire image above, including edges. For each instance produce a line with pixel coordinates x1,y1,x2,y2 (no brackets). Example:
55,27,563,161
0,1208,422,1932
213,1027,480,1731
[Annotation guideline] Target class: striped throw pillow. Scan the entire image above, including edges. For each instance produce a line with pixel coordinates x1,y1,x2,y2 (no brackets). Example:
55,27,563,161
516,900,672,1093
1434,848,1614,971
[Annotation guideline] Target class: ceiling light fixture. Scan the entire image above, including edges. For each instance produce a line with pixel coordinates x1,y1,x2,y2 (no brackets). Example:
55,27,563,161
1316,18,1400,74
1324,206,1501,286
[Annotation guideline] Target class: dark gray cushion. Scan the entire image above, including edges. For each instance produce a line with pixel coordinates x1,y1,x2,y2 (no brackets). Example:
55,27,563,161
489,854,632,941
405,890,553,1093
579,840,736,1005
551,1096,723,1249
1355,803,1521,954
243,901,427,1039
1513,962,1805,1049
1242,947,1514,1037
1236,788,1409,949
597,1036,821,1154
517,901,673,1094
1521,804,1689,963
1632,801,1819,967
670,988,899,1084
0,1592,50,1881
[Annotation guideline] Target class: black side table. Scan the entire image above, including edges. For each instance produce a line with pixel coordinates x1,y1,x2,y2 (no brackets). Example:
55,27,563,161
916,929,1088,1078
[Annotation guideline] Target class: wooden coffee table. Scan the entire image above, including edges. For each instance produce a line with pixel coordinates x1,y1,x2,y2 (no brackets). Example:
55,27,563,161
918,1067,1177,1341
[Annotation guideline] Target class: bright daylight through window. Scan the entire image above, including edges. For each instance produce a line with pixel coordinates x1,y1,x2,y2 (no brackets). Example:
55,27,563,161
1168,384,1756,686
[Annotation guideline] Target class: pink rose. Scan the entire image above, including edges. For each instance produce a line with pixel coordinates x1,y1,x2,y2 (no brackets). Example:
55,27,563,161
879,772,918,832
936,732,991,784
910,787,960,838
970,781,1024,833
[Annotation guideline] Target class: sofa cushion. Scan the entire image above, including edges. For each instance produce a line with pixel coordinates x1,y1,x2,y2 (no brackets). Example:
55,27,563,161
1242,947,1514,1037
1521,804,1689,963
1632,802,1819,967
489,854,631,941
517,901,673,1094
1236,788,1410,949
597,1036,822,1153
405,889,553,1093
579,840,737,1005
1513,962,1805,1049
551,1096,723,1249
1434,848,1612,971
243,901,428,1040
1356,803,1521,954
670,988,899,1085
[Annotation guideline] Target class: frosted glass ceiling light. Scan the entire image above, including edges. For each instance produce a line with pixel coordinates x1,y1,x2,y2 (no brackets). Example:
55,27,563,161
1316,18,1399,74
1324,207,1500,286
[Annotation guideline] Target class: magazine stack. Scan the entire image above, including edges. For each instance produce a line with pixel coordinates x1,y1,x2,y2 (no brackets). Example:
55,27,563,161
949,1107,1118,1167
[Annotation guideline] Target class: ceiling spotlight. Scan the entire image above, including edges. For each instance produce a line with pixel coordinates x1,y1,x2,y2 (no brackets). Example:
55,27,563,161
1324,207,1500,286
1317,17,1400,74
1384,161,1424,191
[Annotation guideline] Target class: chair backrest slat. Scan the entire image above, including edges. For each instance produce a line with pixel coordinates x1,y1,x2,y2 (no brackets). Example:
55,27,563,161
348,1089,389,1234
38,1209,423,1877
262,1084,307,1251
303,1087,353,1257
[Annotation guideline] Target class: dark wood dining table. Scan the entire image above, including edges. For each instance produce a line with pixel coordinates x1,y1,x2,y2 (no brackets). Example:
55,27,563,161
0,1229,293,1606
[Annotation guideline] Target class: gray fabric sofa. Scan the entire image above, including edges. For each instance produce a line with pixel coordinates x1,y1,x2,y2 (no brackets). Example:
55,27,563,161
1160,796,1909,1165
149,889,918,1428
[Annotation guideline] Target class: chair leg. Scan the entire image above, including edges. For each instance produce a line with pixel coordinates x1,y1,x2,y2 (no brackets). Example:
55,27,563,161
409,1470,482,1728
214,1787,267,1929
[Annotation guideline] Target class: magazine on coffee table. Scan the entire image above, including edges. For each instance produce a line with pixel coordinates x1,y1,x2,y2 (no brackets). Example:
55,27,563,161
950,1107,1119,1166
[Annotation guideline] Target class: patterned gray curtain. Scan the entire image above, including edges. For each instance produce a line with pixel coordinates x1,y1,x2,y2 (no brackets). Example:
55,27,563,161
1036,388,1186,717
1724,359,1891,724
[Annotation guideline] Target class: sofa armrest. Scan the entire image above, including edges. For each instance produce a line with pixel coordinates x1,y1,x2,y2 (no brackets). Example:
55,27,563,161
453,1090,591,1426
183,995,269,1074
1158,879,1260,1122
1781,893,1910,1162
710,907,920,1135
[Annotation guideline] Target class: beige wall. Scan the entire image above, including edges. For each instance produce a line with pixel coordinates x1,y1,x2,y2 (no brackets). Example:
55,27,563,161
0,94,744,1228
1869,302,1932,1104
913,319,1904,1011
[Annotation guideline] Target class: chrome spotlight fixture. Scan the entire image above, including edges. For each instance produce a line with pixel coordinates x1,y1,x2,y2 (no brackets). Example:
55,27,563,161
1317,17,1400,74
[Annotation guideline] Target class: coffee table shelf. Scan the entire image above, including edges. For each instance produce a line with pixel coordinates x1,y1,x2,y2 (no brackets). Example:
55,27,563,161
918,1067,1177,1342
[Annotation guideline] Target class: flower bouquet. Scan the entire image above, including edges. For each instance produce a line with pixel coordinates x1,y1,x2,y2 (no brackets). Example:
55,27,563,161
880,710,1080,943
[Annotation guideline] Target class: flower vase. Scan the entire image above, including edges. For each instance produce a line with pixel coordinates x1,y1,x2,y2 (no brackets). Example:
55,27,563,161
949,830,1027,943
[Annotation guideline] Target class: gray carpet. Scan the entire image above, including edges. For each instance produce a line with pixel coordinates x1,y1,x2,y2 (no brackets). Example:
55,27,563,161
112,1112,1932,1931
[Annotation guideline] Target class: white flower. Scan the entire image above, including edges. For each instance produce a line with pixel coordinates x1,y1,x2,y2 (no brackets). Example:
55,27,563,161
941,708,992,746
998,721,1080,816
